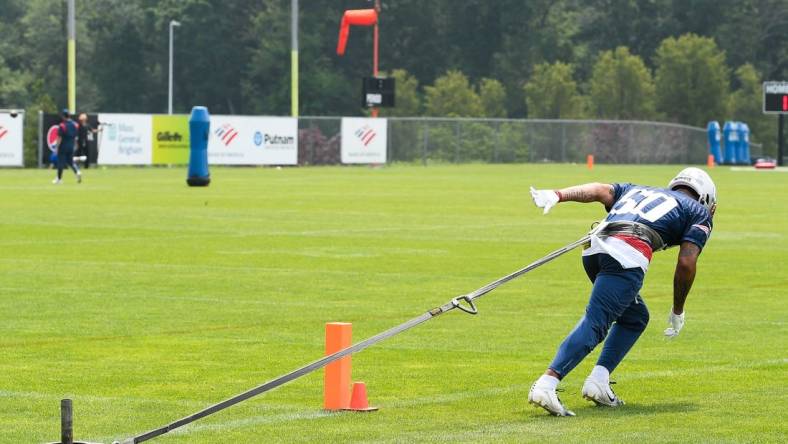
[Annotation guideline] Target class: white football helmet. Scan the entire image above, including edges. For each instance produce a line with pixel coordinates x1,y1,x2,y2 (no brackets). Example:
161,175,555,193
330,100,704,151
668,167,717,211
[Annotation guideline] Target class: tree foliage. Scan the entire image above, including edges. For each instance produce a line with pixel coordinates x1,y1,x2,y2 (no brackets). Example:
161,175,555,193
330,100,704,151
479,78,507,118
654,34,730,127
523,62,584,119
590,47,655,120
424,70,483,118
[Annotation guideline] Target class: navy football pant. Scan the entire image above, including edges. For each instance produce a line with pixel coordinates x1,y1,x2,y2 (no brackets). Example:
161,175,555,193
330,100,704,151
548,253,649,378
57,146,79,179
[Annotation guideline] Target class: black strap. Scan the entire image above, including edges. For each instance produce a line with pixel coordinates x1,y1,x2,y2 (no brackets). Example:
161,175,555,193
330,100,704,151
597,221,666,251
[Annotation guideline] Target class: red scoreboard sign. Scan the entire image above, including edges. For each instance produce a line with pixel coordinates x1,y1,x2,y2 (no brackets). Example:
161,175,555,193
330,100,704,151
763,82,788,114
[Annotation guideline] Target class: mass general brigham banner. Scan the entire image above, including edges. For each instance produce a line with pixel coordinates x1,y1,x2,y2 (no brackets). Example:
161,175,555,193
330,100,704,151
97,114,153,165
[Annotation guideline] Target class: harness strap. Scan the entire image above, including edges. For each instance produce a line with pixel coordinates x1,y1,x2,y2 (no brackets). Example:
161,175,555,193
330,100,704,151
597,221,666,251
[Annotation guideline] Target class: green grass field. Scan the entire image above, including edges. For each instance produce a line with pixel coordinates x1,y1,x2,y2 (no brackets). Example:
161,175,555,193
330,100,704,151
1,164,786,443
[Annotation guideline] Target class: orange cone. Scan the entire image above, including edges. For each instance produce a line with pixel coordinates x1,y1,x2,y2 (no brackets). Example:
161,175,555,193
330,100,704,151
587,154,594,170
344,382,378,412
707,154,715,168
324,322,352,410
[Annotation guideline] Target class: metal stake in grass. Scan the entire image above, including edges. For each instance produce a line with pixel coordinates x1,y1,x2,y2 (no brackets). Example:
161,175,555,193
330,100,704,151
47,399,96,444
115,234,591,443
61,399,73,444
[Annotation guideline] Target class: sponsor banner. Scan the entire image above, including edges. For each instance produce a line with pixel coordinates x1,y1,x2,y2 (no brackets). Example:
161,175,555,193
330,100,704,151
46,125,59,150
0,112,24,166
41,114,62,165
208,116,297,165
341,117,387,164
97,114,152,165
152,114,189,164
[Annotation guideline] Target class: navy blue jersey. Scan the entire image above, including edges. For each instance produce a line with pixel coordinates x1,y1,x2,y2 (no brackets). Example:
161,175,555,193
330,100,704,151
58,120,79,151
605,183,713,250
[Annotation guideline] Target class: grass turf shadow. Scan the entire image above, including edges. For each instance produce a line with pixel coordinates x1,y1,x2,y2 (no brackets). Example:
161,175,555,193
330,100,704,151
524,401,699,419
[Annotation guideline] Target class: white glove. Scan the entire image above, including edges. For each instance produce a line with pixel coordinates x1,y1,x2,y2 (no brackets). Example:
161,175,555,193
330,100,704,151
664,309,685,338
530,187,560,214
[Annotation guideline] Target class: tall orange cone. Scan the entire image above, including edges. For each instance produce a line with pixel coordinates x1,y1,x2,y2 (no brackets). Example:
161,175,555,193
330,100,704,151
324,322,352,410
345,381,378,412
707,154,715,168
587,154,594,170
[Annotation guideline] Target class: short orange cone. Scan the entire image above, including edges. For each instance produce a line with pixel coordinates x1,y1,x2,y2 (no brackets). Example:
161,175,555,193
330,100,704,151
707,154,715,168
344,381,378,412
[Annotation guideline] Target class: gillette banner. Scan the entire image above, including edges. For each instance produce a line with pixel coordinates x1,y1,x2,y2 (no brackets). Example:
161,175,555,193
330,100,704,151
152,115,190,165
208,116,297,165
97,114,152,165
341,117,387,164
0,111,24,166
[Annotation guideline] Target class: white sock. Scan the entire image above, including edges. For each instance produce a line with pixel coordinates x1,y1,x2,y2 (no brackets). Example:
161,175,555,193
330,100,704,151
589,365,610,383
535,374,559,390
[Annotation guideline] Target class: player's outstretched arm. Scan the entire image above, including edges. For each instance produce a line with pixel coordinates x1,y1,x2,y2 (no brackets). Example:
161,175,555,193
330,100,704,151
530,183,614,214
665,241,700,337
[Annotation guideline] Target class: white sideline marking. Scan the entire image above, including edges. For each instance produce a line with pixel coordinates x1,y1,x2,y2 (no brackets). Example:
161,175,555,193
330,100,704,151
0,257,522,285
385,383,529,408
711,231,783,240
0,232,219,247
359,421,566,444
0,389,209,409
168,384,530,436
0,220,527,244
265,221,525,237
620,358,787,380
729,166,788,172
170,410,333,435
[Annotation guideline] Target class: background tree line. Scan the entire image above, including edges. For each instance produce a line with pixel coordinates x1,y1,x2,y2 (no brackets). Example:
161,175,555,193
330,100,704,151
0,0,786,156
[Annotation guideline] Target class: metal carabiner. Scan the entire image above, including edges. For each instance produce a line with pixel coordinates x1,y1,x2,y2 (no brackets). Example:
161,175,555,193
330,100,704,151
451,295,478,315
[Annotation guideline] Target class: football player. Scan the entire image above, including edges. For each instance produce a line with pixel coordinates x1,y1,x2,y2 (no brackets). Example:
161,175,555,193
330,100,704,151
527,167,716,416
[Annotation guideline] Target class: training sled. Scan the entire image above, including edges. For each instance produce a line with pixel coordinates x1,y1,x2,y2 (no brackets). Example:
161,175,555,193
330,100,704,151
78,234,590,443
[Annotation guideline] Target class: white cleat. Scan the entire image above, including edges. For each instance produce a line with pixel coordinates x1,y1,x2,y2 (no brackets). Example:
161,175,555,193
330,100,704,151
582,378,625,407
528,383,575,417
52,178,62,184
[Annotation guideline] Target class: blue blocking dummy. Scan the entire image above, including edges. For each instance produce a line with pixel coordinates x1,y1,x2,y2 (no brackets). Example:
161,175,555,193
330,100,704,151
722,121,738,165
187,106,211,186
738,122,751,165
707,121,722,165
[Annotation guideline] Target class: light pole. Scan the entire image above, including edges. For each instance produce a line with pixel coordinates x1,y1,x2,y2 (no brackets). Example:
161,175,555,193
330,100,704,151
291,0,298,117
168,20,181,115
67,0,76,114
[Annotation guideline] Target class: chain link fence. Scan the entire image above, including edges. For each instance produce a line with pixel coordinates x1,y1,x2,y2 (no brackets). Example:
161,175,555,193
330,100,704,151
298,116,762,166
